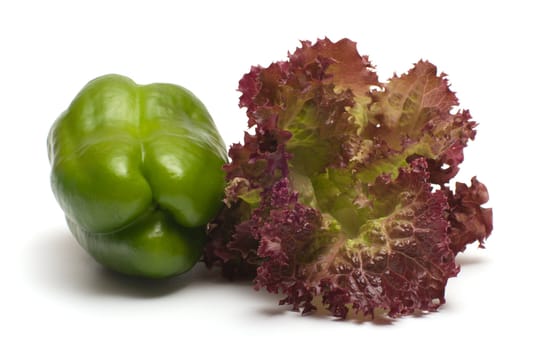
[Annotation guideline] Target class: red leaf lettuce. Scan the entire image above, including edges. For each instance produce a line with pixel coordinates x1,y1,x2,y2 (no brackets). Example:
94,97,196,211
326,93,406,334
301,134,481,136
205,38,493,319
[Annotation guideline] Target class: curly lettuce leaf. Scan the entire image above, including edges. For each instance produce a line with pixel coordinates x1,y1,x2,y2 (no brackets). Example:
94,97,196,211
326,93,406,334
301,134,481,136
204,38,492,319
253,159,459,318
353,60,478,184
443,177,493,253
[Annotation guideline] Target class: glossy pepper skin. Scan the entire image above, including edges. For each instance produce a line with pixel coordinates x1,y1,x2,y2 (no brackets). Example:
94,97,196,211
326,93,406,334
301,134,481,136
48,74,228,278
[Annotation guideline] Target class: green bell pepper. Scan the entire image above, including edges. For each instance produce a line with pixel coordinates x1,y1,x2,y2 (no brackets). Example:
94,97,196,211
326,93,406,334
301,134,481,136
47,74,228,278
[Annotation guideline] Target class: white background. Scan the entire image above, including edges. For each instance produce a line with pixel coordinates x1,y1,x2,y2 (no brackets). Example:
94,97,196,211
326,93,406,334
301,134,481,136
1,0,543,348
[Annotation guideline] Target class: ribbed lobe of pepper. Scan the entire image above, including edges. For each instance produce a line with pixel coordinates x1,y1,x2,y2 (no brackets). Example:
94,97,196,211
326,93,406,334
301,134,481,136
48,74,227,277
